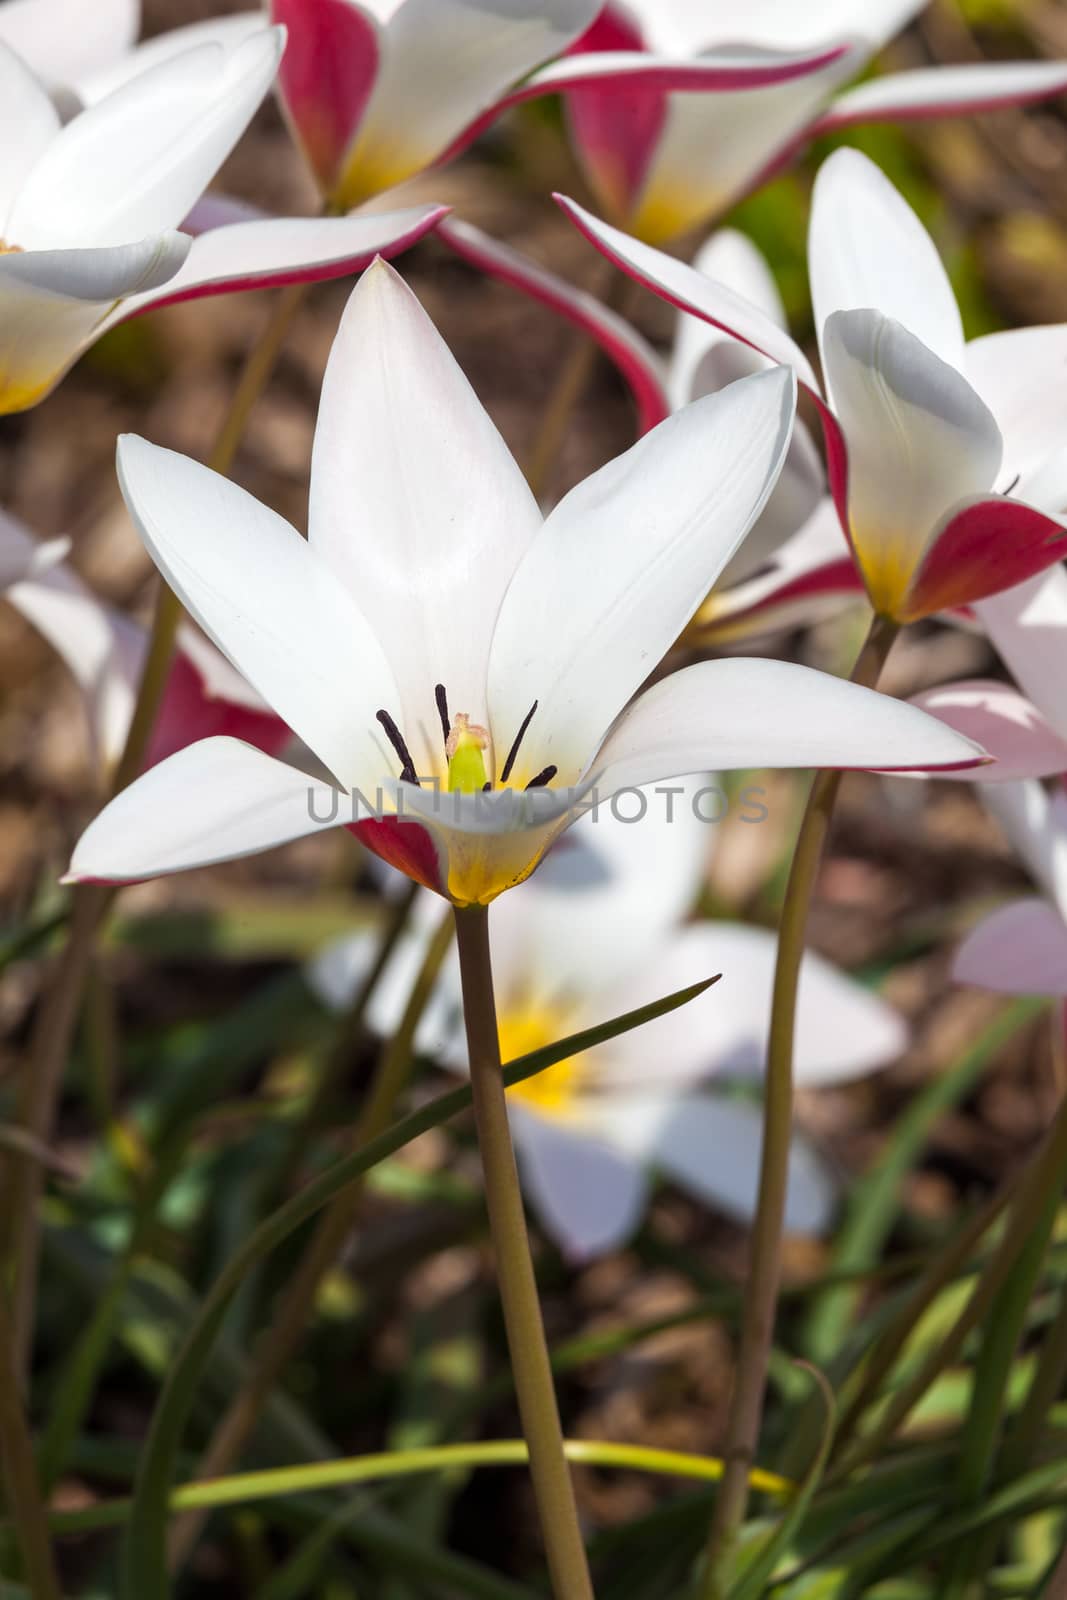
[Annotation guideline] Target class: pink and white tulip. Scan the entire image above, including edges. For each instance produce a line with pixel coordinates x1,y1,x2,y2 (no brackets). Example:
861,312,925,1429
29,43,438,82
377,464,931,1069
267,0,852,213
559,150,1067,623
0,24,446,412
562,0,1067,244
65,262,985,906
310,778,907,1257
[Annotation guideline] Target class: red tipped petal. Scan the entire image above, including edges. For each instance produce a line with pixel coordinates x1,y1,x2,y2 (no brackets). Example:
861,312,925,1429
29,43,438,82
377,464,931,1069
902,495,1067,622
271,0,380,194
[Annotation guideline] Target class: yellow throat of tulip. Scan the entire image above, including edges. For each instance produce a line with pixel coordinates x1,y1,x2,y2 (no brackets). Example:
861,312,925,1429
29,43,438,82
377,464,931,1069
446,713,490,794
500,1002,584,1117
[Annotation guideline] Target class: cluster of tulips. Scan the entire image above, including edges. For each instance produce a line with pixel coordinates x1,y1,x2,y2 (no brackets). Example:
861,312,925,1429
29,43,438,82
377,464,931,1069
6,1,1067,1596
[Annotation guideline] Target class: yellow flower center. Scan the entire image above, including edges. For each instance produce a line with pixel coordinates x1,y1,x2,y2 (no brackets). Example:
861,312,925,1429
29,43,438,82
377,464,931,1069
0,241,22,254
446,712,490,794
501,1003,584,1118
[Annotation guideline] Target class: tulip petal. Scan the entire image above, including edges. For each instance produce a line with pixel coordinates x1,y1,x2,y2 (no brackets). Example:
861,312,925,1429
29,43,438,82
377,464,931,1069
76,14,269,104
0,41,60,222
974,568,1067,744
562,6,666,220
0,234,189,412
954,897,1067,998
65,737,345,886
0,512,67,588
627,50,856,243
811,148,965,375
902,494,1067,622
437,216,670,436
819,61,1067,135
116,435,399,793
590,655,987,798
489,367,796,789
9,28,283,249
556,192,820,390
696,500,865,644
590,1093,835,1234
677,0,924,53
510,1107,648,1261
309,259,542,783
270,0,380,195
910,680,1067,784
0,0,137,94
115,205,448,322
599,922,906,1089
820,308,1002,616
965,325,1067,509
335,0,601,205
983,780,1067,921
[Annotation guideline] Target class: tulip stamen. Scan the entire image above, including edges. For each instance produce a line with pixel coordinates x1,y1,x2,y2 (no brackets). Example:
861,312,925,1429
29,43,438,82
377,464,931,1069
499,699,539,786
525,766,557,789
1002,473,1021,496
375,708,419,786
434,683,450,748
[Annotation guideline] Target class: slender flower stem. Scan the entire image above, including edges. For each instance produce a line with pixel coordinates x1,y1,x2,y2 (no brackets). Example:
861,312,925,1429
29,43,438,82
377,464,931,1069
167,905,455,1573
7,282,308,1381
522,262,627,502
700,611,900,1596
453,904,595,1600
0,1287,62,1599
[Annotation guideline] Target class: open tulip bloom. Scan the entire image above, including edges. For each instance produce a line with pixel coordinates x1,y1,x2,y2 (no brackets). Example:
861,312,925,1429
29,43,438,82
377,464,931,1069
562,0,1067,244
954,780,1067,1001
267,0,856,213
310,778,907,1258
66,259,986,907
0,22,446,413
559,149,1067,625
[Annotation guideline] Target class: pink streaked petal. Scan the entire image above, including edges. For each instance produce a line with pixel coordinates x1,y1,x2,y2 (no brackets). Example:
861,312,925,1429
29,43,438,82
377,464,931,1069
115,206,448,322
901,496,1067,623
699,554,865,642
554,192,820,391
351,815,445,898
953,897,1067,997
817,60,1067,135
148,648,292,771
444,42,850,166
437,216,669,437
910,680,1067,784
270,0,380,195
563,8,664,219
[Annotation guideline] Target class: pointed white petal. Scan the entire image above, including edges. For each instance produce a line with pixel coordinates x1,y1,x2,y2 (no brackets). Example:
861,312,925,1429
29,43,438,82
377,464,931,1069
114,205,448,322
965,325,1067,508
657,0,924,53
488,367,797,789
668,227,787,408
116,434,399,792
591,1093,835,1234
974,568,1067,744
557,193,820,390
9,28,283,248
590,655,987,798
66,738,346,885
75,13,267,104
309,259,541,782
0,40,60,221
511,1107,648,1261
954,897,1067,999
821,308,1001,615
335,0,599,203
821,61,1067,136
810,148,965,374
